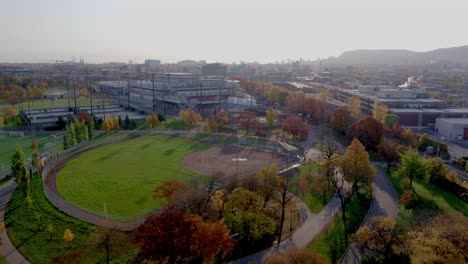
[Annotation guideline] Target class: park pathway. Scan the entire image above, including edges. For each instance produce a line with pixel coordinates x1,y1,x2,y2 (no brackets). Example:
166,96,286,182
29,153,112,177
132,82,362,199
0,181,31,264
231,195,342,264
340,164,398,264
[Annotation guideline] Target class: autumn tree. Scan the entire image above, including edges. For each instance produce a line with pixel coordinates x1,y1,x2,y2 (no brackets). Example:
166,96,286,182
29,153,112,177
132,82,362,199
89,227,128,264
238,111,258,135
145,112,160,129
394,148,430,188
11,146,30,198
348,95,361,118
404,212,468,264
330,108,352,135
355,216,398,259
206,111,229,133
213,111,229,132
373,103,388,122
3,105,15,118
64,228,75,247
282,117,309,140
348,116,384,151
266,106,276,128
286,91,305,113
77,111,91,123
153,180,186,201
273,174,295,244
263,247,327,264
256,164,279,208
339,139,375,233
377,141,401,172
225,210,276,245
399,128,418,148
225,187,263,213
134,207,234,263
179,108,202,129
102,116,119,132
79,88,90,98
0,115,4,127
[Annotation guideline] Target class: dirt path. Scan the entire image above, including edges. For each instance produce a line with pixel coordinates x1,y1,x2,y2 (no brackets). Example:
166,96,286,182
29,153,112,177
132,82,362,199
0,181,31,264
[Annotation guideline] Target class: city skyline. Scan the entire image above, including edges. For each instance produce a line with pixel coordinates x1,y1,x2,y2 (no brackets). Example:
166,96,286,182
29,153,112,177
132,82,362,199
1,0,467,64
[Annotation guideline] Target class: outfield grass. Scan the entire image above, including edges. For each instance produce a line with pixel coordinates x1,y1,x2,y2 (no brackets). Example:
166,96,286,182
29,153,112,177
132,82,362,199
0,134,54,166
56,136,209,221
5,175,137,264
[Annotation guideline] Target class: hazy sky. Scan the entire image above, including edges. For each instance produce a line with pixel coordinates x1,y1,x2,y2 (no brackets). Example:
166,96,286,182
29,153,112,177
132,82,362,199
1,0,467,63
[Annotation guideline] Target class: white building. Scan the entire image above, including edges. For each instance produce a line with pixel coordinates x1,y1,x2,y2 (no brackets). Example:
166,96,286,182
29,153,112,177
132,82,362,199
435,118,468,140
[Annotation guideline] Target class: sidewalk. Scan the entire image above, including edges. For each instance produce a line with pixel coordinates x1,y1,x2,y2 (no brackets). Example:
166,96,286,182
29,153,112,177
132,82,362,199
0,181,31,264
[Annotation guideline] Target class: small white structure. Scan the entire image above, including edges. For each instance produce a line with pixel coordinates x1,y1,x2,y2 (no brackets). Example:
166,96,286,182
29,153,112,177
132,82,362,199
434,118,468,140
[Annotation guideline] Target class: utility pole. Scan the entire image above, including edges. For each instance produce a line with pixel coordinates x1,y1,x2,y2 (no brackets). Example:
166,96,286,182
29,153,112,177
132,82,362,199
73,78,77,115
66,78,70,109
152,72,155,113
250,71,253,110
87,70,93,117
218,71,222,112
127,79,130,110
102,89,106,119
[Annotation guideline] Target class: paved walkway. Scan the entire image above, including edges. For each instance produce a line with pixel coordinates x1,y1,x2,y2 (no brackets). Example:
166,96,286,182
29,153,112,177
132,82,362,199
231,195,342,263
0,181,31,264
340,164,398,264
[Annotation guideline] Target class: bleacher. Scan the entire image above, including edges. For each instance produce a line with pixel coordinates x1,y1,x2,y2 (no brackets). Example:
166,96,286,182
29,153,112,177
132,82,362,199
21,105,145,128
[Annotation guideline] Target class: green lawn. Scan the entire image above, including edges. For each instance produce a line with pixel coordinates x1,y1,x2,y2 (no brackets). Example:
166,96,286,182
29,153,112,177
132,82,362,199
289,162,332,214
5,175,137,264
56,136,209,221
308,194,372,263
386,165,468,216
0,134,56,166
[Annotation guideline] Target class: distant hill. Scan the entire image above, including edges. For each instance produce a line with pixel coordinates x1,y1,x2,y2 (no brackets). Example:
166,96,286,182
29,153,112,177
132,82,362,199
333,45,468,65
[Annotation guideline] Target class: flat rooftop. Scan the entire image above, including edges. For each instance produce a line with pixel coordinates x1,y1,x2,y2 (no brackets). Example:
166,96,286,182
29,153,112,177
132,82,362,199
436,118,468,125
389,108,468,114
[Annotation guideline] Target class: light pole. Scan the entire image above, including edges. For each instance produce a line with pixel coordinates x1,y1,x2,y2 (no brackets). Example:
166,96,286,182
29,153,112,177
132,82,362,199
236,150,240,178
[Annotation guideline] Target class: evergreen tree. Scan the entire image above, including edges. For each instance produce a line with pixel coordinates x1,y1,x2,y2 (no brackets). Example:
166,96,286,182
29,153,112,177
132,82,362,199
88,119,95,139
68,122,77,146
124,115,130,129
11,146,30,197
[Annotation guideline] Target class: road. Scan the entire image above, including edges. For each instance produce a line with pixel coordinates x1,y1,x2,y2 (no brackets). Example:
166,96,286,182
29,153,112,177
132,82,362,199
340,164,398,264
0,181,31,264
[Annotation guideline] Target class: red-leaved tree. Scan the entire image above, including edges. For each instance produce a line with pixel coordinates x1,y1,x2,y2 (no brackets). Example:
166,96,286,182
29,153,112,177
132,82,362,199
348,116,383,151
282,117,309,140
134,207,235,263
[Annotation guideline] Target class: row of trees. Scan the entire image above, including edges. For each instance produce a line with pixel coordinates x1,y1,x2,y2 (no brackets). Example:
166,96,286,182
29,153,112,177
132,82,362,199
63,119,95,149
135,163,308,262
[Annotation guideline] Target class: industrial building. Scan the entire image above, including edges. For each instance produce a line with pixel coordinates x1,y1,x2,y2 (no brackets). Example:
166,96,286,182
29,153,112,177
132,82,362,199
435,118,468,140
335,84,468,127
99,73,240,115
